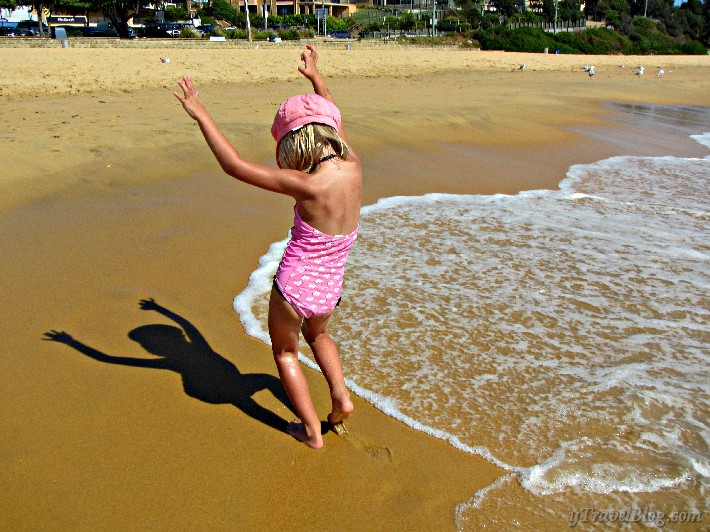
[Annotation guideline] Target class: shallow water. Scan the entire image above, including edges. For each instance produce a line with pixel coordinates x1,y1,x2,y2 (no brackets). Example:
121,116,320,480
234,108,709,529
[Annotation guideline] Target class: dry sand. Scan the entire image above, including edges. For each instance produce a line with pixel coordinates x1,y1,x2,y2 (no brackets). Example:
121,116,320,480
1,43,709,530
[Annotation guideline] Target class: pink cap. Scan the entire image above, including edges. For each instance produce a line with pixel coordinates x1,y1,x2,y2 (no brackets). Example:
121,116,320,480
271,94,341,144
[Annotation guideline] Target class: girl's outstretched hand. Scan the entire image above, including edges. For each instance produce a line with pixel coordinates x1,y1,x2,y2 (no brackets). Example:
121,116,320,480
298,44,321,81
174,76,207,121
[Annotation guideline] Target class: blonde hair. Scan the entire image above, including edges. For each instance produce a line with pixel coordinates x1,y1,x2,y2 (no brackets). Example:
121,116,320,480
277,123,350,172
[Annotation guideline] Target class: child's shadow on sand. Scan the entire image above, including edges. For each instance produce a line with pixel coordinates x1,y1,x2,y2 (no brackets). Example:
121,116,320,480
44,298,294,434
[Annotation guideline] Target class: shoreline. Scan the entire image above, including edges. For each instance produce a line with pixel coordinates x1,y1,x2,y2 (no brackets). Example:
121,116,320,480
1,48,709,530
2,47,709,100
3,64,709,215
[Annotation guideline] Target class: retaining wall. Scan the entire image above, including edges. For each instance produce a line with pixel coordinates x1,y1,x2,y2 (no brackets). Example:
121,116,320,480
0,36,397,49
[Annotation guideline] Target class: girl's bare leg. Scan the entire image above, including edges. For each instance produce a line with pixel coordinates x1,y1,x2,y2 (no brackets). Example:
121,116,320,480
268,288,323,449
302,314,354,427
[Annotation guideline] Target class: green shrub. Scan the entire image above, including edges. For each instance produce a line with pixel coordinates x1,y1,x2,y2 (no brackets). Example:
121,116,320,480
681,39,708,54
508,26,556,52
225,28,246,39
556,43,581,53
480,33,509,50
252,29,271,40
551,31,584,52
509,11,544,24
211,0,238,23
166,7,190,22
325,16,348,32
398,33,474,47
476,26,556,52
278,28,300,40
223,28,274,40
203,27,225,37
180,27,199,38
579,27,629,53
629,29,681,53
632,16,660,33
282,14,316,28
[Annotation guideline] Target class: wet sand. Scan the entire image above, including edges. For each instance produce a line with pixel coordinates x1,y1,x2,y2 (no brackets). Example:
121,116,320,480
1,45,709,530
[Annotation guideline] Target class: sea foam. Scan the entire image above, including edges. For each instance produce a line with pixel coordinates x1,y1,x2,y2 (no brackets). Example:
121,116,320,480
233,131,710,526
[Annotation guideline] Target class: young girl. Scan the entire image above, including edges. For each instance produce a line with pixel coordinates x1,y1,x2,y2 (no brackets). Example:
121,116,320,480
174,45,361,449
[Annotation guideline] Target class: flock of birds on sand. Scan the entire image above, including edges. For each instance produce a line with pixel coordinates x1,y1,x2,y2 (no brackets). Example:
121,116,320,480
516,63,668,78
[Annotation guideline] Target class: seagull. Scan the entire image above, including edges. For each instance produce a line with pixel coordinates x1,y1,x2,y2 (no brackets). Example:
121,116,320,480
657,69,665,76
583,64,590,71
619,64,625,68
636,66,645,76
518,63,526,71
588,66,595,77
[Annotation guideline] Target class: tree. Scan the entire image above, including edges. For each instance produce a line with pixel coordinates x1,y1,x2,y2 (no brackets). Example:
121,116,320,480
559,0,584,21
491,0,519,18
90,0,136,37
649,0,674,22
542,0,556,21
681,0,704,15
584,0,602,20
165,7,190,21
28,0,62,37
674,0,705,38
400,11,416,31
211,0,237,21
598,0,630,28
244,0,252,41
385,15,400,31
463,6,484,28
55,0,92,19
22,0,93,37
453,0,478,9
0,0,17,9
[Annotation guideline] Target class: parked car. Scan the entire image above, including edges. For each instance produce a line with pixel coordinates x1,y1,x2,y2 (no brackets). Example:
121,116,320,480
80,26,117,37
327,30,351,39
0,26,32,36
95,21,136,38
142,22,182,38
15,20,50,36
196,24,219,34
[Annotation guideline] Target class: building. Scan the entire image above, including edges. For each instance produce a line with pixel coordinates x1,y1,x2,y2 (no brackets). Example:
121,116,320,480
226,0,354,18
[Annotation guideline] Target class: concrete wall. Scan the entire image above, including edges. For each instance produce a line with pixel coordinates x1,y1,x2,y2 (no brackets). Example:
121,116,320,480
0,36,396,48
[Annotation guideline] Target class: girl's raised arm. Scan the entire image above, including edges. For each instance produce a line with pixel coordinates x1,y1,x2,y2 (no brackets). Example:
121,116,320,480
297,45,357,158
173,76,308,198
298,44,334,104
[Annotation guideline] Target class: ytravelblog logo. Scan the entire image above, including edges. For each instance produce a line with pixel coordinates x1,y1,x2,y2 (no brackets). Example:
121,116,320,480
569,507,703,528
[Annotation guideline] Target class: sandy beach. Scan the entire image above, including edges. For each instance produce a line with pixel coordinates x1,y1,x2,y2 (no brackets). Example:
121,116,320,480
1,43,709,530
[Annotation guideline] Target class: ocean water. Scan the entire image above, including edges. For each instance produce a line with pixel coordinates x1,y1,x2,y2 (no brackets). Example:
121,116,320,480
234,123,709,529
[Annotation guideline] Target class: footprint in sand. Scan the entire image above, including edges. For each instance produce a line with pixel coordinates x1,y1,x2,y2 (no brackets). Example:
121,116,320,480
363,444,392,461
333,426,393,462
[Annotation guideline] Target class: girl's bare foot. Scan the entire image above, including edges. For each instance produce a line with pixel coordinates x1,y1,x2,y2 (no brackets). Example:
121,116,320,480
286,419,324,449
327,394,354,431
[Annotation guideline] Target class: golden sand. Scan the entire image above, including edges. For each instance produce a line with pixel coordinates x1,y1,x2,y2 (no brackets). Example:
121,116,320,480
1,44,708,530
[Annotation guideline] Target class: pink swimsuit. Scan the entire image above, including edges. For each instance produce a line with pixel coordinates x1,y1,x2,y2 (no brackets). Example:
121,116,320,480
274,205,358,318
